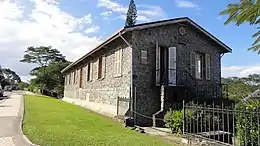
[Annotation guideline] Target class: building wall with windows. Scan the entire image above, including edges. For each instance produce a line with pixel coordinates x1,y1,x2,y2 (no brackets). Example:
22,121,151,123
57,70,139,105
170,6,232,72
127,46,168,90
63,36,132,117
131,23,223,125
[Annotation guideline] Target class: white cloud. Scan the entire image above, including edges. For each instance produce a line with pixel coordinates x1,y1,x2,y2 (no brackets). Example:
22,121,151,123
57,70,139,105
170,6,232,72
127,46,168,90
100,11,113,17
175,0,198,8
97,0,127,13
97,0,166,22
222,64,260,78
84,26,100,34
0,0,102,81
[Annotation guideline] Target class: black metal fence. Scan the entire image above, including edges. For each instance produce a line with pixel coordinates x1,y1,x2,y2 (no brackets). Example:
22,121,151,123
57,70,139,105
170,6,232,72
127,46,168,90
183,101,260,146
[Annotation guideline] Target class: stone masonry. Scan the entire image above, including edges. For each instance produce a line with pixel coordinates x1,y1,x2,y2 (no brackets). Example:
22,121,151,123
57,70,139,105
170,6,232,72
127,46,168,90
64,35,132,117
63,18,230,126
131,22,225,125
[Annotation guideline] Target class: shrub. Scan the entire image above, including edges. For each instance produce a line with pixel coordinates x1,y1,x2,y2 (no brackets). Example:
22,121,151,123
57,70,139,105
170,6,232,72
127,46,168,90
164,109,183,134
235,102,260,145
164,109,195,134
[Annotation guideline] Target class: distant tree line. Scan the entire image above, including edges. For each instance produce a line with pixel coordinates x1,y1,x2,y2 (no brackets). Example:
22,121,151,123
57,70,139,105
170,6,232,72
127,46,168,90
0,66,27,90
222,74,260,101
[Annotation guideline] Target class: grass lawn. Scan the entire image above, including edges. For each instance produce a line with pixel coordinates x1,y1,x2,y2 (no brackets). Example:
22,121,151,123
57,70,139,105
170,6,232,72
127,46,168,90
23,95,172,146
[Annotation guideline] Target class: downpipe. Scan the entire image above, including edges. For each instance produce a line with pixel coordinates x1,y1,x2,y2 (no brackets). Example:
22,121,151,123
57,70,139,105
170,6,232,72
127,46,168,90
153,85,165,127
118,32,134,121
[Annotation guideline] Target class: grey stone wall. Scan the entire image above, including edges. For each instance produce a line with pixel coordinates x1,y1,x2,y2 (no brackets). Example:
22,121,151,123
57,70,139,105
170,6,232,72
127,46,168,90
64,35,132,117
131,23,223,125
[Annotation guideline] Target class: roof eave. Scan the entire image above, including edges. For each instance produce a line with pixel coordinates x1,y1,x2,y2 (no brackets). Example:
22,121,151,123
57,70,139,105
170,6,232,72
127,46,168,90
61,28,126,73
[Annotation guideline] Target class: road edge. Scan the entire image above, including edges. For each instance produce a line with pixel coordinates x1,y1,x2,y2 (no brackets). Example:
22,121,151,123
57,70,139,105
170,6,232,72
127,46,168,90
19,92,39,146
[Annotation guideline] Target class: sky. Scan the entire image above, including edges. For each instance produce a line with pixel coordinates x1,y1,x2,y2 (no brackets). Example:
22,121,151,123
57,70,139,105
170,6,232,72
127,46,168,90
0,0,259,82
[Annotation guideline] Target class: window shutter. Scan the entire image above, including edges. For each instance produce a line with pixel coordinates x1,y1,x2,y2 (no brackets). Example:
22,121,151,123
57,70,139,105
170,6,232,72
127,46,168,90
114,50,118,76
168,47,177,86
102,55,106,79
206,54,211,80
89,62,93,81
156,42,160,86
97,59,100,80
119,48,122,75
190,52,196,77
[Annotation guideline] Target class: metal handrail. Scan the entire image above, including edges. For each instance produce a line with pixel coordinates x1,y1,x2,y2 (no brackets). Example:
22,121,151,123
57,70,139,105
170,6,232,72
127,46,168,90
155,68,197,87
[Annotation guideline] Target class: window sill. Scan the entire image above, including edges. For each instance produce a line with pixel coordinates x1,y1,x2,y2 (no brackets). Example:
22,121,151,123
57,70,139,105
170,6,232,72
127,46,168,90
114,74,122,78
97,78,104,81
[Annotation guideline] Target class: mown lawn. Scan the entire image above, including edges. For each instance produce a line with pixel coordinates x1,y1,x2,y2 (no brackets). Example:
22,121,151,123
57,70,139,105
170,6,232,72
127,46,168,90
23,95,172,146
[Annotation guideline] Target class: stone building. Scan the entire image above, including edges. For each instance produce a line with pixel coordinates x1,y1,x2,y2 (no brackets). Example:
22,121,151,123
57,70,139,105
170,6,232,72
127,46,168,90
61,17,232,126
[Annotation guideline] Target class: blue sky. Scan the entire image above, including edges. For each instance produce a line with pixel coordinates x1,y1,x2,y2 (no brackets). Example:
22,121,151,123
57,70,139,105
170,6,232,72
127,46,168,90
61,0,259,70
0,0,258,81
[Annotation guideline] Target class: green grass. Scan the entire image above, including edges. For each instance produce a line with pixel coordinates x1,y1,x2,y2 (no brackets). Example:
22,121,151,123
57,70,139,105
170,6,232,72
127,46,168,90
23,95,172,146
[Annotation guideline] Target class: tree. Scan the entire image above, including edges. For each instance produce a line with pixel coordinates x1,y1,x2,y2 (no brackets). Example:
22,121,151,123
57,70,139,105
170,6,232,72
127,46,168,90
2,68,21,84
125,0,137,27
220,0,260,52
20,46,65,67
222,74,260,101
20,46,66,91
29,60,70,97
18,82,29,90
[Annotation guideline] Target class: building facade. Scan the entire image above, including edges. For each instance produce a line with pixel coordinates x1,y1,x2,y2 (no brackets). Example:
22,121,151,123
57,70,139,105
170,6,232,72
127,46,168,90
62,17,232,126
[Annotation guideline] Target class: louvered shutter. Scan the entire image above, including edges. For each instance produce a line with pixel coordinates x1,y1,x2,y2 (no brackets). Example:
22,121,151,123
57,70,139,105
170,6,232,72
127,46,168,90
156,42,160,86
89,62,93,81
205,54,211,80
119,48,122,76
102,55,106,79
190,52,196,77
168,47,177,86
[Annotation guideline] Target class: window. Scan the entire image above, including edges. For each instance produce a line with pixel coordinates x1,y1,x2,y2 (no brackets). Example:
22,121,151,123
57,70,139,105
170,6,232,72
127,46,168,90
79,68,83,88
73,70,77,84
66,74,69,85
141,50,148,64
114,47,122,77
68,73,71,84
86,62,92,82
196,53,204,79
97,56,106,79
71,72,74,84
190,52,210,80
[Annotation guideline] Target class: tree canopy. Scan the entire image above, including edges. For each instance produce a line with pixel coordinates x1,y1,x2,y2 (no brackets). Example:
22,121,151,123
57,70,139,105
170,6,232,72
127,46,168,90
21,46,70,97
220,0,260,52
125,0,137,27
222,74,260,101
20,46,66,67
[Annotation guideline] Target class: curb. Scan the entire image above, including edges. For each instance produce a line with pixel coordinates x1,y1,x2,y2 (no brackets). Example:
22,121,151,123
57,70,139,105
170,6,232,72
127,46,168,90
19,94,39,146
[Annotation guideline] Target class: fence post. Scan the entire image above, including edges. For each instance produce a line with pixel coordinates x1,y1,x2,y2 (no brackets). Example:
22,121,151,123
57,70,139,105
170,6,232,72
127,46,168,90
232,103,235,146
257,106,260,146
117,96,119,116
134,86,137,126
244,105,247,146
183,100,185,134
222,102,224,143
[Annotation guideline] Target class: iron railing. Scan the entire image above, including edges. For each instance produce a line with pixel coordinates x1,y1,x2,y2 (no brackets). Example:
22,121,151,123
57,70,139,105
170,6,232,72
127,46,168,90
155,68,197,87
183,101,260,146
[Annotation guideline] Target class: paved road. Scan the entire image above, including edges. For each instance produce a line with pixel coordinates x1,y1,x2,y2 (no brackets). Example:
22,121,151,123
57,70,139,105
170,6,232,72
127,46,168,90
0,91,29,146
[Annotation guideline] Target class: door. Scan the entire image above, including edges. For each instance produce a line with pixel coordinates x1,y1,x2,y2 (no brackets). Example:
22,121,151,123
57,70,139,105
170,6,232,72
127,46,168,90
168,47,177,86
